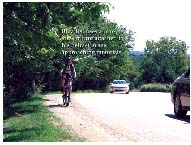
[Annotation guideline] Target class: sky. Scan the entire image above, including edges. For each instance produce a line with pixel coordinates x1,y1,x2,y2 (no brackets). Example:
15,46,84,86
105,0,191,53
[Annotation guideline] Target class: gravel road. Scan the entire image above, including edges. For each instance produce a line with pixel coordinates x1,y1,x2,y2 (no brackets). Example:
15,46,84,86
44,92,190,142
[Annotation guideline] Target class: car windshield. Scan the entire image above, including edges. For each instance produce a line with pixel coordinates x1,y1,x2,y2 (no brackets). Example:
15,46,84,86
113,80,127,84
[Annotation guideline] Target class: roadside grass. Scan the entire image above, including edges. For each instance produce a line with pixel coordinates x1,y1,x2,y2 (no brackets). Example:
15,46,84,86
3,94,85,142
74,89,108,93
140,83,171,92
130,89,140,92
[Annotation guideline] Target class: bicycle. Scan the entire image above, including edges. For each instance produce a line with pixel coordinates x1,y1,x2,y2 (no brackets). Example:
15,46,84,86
62,77,72,107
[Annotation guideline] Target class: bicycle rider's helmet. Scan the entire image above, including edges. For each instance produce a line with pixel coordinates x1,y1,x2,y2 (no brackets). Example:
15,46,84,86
66,56,72,61
64,56,73,65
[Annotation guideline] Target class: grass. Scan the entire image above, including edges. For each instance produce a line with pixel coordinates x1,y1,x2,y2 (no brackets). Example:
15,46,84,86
74,89,108,93
3,94,85,142
140,83,171,92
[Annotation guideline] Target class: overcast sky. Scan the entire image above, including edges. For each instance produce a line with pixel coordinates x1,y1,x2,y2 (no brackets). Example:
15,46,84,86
105,0,191,53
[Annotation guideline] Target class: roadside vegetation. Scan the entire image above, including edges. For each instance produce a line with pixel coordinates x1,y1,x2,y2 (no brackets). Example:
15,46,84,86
3,93,85,142
140,84,171,92
75,90,106,93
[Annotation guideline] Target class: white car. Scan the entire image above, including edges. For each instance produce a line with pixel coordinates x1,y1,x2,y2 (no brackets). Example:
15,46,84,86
110,80,129,94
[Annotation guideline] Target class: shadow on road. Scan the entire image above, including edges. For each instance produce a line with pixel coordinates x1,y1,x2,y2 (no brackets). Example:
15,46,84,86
165,114,190,123
42,98,52,101
47,104,68,108
47,104,60,108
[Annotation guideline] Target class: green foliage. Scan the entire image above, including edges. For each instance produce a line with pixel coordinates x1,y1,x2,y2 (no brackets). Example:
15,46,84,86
3,2,112,104
60,18,135,90
4,2,190,103
140,84,171,92
128,52,144,89
3,94,85,142
142,37,189,84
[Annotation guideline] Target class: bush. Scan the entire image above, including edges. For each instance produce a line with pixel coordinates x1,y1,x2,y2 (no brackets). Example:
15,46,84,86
140,84,171,92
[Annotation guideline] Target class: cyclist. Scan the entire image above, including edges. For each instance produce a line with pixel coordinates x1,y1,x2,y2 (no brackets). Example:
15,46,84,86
60,56,76,101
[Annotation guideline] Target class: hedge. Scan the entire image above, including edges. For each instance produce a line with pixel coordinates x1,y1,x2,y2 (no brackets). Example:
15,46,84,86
140,83,171,92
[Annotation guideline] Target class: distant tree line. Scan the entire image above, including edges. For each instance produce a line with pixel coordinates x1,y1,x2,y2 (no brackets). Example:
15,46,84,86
129,37,189,87
141,37,189,84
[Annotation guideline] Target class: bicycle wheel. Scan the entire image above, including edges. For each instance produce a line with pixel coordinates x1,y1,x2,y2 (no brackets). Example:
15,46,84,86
65,87,70,107
62,94,66,106
62,88,68,106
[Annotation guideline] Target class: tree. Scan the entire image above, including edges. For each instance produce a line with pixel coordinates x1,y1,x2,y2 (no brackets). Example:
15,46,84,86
3,2,110,104
3,2,136,108
142,37,189,84
69,18,135,90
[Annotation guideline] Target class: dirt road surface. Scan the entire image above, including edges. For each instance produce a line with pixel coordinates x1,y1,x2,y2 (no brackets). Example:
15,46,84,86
44,92,190,142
